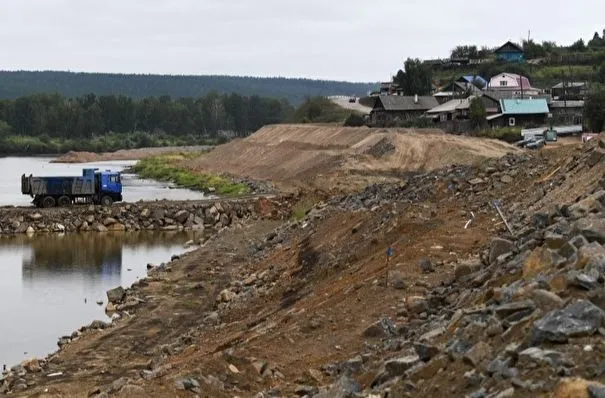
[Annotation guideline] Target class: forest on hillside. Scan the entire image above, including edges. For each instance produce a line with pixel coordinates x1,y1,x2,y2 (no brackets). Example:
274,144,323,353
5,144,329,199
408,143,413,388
0,92,295,154
0,71,376,105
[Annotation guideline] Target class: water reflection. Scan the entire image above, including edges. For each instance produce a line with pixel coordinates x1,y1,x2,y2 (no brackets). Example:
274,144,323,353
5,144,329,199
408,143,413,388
0,231,202,368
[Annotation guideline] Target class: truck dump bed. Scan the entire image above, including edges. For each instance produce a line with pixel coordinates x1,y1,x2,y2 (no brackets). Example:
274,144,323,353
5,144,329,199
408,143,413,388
21,175,95,196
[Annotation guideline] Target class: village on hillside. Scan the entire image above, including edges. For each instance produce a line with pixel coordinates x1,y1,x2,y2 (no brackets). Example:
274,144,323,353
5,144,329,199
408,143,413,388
359,41,591,139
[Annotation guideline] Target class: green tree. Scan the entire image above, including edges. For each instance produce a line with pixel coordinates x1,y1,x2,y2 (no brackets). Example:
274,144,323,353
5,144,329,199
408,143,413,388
451,45,478,59
522,40,546,58
393,58,433,96
343,113,365,127
569,39,586,52
598,63,605,84
584,89,605,132
469,97,487,129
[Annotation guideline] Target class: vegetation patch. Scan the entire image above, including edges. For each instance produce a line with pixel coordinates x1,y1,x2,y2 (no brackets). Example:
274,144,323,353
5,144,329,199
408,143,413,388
290,97,361,124
291,195,323,220
132,152,249,196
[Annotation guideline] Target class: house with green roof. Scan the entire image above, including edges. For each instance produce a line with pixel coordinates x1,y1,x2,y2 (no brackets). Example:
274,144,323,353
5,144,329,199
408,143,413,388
486,98,550,128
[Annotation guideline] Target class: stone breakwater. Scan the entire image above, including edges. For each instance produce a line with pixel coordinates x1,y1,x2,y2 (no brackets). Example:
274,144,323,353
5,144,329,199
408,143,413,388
0,197,290,236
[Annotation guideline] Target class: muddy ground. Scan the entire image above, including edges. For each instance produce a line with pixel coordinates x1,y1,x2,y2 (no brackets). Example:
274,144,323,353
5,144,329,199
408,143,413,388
2,133,605,398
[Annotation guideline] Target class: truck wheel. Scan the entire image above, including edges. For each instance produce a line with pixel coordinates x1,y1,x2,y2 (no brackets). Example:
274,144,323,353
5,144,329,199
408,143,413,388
100,196,113,206
42,196,56,208
58,196,71,207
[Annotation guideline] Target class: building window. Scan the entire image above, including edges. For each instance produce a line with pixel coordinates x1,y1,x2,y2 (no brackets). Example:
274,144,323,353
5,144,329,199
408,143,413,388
500,81,508,87
508,117,516,127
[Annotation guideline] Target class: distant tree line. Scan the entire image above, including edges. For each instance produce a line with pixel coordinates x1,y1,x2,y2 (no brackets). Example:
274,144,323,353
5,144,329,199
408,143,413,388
0,71,376,106
0,92,295,139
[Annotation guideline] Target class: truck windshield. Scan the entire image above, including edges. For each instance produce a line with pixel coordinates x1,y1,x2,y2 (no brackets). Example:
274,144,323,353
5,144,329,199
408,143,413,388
109,175,120,183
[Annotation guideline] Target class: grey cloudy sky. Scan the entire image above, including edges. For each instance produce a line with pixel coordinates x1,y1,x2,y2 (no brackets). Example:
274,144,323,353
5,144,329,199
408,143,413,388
1,0,604,82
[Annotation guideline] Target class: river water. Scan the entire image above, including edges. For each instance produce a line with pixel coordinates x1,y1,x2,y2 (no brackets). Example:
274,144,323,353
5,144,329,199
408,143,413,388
0,230,203,368
0,156,208,207
0,156,210,368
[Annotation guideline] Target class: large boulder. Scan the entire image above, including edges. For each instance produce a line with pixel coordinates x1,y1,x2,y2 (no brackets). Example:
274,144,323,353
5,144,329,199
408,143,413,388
107,286,126,304
528,300,605,345
489,238,515,264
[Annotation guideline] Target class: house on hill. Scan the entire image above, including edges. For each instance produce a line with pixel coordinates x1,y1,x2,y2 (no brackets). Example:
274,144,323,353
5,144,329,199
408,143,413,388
551,82,589,100
369,95,439,126
426,96,474,122
487,73,540,96
433,75,486,104
494,41,525,62
487,98,550,128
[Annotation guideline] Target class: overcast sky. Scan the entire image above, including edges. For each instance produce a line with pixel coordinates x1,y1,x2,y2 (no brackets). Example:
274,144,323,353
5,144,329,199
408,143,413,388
1,0,604,82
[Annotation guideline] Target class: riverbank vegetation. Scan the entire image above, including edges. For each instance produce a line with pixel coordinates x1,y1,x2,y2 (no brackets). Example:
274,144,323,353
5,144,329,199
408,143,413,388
290,97,360,124
131,153,249,196
0,132,221,155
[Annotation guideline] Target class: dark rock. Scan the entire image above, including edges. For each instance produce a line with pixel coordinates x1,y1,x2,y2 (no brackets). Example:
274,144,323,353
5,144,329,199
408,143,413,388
317,375,360,398
544,233,567,250
589,289,605,310
174,210,189,224
568,190,605,219
363,318,396,338
489,238,515,264
340,356,363,375
171,254,180,261
469,387,487,398
106,286,125,304
494,300,536,319
418,258,435,273
573,217,605,244
589,384,605,398
517,347,572,368
445,339,473,360
373,356,421,387
464,369,485,388
528,300,605,345
175,377,200,391
295,385,318,396
486,358,518,379
570,234,590,250
567,270,601,290
413,343,440,362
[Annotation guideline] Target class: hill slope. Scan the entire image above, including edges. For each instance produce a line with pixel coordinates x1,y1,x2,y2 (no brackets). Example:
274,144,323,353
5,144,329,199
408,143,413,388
0,71,376,105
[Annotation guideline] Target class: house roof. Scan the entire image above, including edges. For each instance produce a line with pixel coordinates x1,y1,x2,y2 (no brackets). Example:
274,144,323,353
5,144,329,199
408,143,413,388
482,90,551,102
373,96,439,112
500,98,549,115
549,100,585,108
489,73,533,90
458,75,488,86
494,41,524,54
427,97,475,114
551,82,587,89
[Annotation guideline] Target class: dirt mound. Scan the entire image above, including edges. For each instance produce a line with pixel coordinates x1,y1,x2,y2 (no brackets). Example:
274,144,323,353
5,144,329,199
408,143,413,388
187,124,520,191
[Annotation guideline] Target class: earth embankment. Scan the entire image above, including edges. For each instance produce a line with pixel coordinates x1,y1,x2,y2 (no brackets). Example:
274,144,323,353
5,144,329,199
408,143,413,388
184,124,520,191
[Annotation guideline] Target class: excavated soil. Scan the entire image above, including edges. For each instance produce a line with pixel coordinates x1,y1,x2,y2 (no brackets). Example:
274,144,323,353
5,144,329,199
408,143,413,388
185,125,520,192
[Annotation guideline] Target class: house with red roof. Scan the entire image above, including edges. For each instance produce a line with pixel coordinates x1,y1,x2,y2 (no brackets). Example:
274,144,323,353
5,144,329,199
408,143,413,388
487,73,541,96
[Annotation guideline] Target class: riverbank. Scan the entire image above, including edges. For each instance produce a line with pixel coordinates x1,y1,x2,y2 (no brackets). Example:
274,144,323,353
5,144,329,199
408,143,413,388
51,145,213,164
0,134,221,158
130,152,252,196
0,197,291,236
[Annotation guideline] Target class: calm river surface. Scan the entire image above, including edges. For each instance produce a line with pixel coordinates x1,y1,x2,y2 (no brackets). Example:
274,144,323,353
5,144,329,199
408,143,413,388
0,156,210,368
0,156,208,206
0,230,202,368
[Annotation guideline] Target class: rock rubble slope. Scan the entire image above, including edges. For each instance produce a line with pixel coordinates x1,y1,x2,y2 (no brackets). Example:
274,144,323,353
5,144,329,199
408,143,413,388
2,134,605,398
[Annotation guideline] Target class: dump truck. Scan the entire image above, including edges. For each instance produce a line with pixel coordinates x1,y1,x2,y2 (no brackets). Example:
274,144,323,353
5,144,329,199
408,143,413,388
21,168,123,208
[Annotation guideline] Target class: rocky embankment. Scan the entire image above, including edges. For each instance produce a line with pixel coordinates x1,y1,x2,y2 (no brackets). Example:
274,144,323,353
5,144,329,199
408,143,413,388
2,136,604,397
0,197,288,236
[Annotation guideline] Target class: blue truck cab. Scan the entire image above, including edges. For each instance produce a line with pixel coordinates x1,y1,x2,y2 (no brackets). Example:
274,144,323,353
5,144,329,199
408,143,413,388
22,168,123,208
